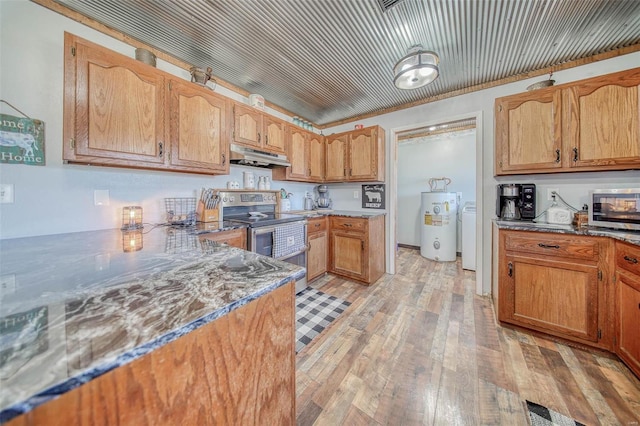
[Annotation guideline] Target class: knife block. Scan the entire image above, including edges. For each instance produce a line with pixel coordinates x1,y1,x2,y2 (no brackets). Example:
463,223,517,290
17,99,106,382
197,201,219,223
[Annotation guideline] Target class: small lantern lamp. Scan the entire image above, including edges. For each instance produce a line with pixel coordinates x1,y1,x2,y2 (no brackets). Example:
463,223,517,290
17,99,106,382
121,206,143,230
122,230,143,252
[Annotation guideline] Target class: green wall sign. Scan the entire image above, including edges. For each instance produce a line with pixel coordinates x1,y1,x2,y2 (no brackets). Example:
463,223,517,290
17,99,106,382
0,113,45,166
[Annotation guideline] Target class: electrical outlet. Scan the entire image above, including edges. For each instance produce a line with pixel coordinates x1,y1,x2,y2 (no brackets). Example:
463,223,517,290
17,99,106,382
353,190,359,199
547,188,559,201
0,274,16,295
94,189,110,206
0,184,14,204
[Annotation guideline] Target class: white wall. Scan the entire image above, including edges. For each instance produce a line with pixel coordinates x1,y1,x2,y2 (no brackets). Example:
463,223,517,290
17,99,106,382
0,1,315,239
397,129,476,249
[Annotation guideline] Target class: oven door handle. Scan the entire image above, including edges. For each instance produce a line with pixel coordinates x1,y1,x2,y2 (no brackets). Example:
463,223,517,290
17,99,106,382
275,246,308,261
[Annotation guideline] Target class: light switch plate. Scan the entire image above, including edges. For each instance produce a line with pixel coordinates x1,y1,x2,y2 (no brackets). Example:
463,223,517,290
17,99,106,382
94,189,110,206
0,274,17,295
0,184,14,203
353,190,359,199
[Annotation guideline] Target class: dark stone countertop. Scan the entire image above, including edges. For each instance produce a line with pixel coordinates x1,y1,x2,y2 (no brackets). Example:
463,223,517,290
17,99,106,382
0,224,304,421
494,220,640,246
288,210,386,219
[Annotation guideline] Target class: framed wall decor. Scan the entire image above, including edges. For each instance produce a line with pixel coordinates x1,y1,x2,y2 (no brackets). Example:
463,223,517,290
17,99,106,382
362,184,385,209
0,113,45,166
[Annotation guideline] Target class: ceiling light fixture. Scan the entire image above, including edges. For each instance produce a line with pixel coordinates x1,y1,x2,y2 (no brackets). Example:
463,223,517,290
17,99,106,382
393,45,440,90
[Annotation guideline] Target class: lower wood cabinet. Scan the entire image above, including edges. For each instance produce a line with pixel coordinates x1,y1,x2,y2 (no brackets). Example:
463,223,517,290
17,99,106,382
6,282,295,426
306,216,328,282
615,241,640,378
329,215,385,285
497,230,613,350
198,227,247,250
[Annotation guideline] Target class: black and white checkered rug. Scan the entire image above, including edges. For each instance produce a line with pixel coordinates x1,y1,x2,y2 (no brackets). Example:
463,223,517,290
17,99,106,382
527,401,585,426
296,288,351,353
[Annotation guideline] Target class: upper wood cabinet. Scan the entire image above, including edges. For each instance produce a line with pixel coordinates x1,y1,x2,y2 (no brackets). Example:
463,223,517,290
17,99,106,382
167,78,229,174
325,133,349,182
495,67,640,175
232,103,286,155
325,125,385,183
64,33,166,167
563,69,640,170
495,89,563,173
272,126,324,182
63,33,229,175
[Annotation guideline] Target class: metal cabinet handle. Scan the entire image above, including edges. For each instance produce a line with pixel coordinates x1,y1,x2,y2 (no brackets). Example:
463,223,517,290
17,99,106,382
258,133,261,143
555,149,560,163
344,223,352,227
508,262,513,277
538,243,560,249
624,255,639,264
573,147,578,162
222,153,226,165
265,135,269,145
314,223,321,228
159,142,163,157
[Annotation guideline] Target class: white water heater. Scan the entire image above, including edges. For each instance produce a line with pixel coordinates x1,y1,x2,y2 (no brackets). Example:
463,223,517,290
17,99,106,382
420,192,458,261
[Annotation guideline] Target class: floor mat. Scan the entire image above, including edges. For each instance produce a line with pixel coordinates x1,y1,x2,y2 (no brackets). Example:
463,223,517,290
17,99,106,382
526,401,585,426
296,288,350,353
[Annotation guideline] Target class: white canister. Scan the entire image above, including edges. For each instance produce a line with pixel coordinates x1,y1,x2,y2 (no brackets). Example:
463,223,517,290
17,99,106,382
279,198,291,212
243,171,255,189
258,176,266,190
249,94,265,110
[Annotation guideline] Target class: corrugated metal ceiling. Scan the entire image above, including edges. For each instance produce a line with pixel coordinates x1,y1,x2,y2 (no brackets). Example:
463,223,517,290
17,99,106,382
49,0,640,127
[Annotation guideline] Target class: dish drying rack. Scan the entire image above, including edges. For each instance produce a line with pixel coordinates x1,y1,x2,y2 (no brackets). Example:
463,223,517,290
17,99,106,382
165,197,197,226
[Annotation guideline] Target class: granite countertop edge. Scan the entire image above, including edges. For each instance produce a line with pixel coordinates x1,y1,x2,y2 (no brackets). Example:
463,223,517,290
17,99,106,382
0,270,302,422
494,220,640,246
288,210,386,218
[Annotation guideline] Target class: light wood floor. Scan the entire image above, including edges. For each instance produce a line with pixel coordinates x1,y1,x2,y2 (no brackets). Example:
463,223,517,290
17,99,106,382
296,247,640,425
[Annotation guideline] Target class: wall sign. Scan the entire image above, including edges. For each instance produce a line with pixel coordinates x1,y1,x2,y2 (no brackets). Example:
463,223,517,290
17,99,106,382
362,184,385,209
0,113,45,166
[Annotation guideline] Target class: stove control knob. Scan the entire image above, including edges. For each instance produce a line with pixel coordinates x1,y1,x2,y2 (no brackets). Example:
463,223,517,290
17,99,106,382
222,197,227,202
229,196,235,202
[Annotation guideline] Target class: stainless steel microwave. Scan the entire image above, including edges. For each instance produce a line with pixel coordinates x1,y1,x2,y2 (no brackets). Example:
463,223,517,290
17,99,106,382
588,188,640,231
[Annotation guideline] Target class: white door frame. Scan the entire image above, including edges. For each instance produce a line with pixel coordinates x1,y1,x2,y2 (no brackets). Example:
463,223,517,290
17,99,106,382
388,110,484,295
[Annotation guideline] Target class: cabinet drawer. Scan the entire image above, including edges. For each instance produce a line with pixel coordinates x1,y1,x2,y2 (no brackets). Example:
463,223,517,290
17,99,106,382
330,216,366,232
307,217,327,234
616,242,640,276
505,232,598,260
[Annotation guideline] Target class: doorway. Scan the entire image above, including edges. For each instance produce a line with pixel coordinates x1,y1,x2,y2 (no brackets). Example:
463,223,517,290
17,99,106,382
388,111,484,295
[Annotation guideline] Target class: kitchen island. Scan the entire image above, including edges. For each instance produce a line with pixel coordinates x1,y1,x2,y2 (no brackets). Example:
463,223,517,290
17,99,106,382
0,224,304,424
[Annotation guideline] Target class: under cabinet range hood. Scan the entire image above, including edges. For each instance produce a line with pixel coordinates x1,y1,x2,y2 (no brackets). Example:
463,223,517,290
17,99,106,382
229,144,290,168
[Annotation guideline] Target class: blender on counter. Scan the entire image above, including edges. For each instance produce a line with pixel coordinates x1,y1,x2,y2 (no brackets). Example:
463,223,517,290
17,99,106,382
315,185,332,209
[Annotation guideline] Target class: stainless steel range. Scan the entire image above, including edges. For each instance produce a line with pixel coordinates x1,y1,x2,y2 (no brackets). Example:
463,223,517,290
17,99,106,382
218,190,307,293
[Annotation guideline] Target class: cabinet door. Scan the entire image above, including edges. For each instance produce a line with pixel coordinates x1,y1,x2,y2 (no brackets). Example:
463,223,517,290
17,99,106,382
307,231,327,282
65,34,165,165
617,272,640,378
233,103,262,148
168,79,229,173
325,133,348,182
287,127,309,180
495,89,562,174
563,69,640,170
308,134,325,181
329,230,365,280
349,127,381,181
263,116,286,155
500,254,599,343
199,228,246,250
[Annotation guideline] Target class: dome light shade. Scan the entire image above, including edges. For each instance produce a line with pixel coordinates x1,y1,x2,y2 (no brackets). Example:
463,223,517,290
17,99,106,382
393,45,440,90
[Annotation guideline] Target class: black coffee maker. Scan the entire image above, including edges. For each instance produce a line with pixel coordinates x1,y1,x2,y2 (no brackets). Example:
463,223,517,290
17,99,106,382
496,184,536,220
